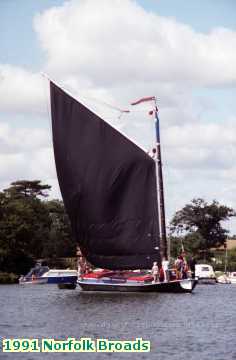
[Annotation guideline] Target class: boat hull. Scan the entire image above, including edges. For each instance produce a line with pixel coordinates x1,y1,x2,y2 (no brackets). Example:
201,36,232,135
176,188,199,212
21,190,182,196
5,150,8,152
19,278,48,285
47,276,78,284
19,275,78,286
78,279,197,293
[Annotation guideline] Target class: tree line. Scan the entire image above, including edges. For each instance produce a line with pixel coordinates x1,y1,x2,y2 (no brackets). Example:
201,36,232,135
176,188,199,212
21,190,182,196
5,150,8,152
0,180,76,275
0,180,235,276
169,198,236,268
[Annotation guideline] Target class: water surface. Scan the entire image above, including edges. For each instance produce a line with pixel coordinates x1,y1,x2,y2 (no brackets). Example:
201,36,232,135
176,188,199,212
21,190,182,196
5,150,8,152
1,284,236,359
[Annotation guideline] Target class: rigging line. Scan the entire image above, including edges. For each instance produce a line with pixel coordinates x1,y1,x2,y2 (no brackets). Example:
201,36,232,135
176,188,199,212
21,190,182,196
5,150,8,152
42,75,52,141
41,74,58,188
41,73,130,117
80,94,130,115
41,73,148,154
41,73,159,119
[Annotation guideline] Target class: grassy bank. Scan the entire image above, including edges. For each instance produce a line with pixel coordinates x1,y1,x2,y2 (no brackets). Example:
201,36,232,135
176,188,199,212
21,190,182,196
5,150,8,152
0,272,19,284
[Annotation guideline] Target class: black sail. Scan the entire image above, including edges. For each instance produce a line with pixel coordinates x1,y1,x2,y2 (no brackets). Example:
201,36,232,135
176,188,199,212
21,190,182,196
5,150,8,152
50,81,160,269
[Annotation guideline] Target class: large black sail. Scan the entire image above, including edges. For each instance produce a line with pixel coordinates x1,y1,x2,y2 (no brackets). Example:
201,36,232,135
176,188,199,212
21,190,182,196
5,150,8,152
50,81,160,269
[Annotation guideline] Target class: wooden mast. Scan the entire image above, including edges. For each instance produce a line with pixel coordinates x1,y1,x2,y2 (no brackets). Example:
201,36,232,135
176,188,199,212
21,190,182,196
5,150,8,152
153,100,168,260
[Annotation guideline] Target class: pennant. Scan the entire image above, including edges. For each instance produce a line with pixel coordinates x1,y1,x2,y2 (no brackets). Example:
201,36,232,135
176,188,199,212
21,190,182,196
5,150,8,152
131,96,156,106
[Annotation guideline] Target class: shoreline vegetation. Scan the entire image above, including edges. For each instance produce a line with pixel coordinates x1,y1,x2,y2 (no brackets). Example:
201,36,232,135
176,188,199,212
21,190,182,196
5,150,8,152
0,272,18,284
1,180,236,284
0,180,77,281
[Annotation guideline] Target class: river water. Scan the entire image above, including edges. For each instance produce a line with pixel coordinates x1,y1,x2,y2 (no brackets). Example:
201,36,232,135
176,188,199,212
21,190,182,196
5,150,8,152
0,283,236,360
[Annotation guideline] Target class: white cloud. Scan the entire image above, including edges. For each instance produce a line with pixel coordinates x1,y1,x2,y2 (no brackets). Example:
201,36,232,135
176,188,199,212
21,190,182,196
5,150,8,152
34,0,236,88
163,121,236,170
0,122,57,193
0,64,47,114
0,122,50,153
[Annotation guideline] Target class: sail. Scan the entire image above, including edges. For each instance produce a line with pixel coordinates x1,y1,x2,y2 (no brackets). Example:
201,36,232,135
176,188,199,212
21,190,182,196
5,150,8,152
50,81,160,269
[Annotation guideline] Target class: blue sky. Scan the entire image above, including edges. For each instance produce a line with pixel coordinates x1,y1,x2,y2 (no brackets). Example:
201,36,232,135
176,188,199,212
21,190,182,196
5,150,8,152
0,0,236,232
141,0,236,32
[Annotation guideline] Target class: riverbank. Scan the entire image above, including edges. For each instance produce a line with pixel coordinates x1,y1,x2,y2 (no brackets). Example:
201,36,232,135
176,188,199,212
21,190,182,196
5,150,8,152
0,272,18,284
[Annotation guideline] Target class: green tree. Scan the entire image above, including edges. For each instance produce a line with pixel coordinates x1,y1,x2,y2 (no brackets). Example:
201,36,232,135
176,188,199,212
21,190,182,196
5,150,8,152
0,181,52,274
170,198,235,257
4,180,51,199
0,180,76,275
170,233,204,259
43,200,76,258
227,248,236,271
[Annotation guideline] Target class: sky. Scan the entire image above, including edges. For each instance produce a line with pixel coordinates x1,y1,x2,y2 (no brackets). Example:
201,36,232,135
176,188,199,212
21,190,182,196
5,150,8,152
0,0,236,233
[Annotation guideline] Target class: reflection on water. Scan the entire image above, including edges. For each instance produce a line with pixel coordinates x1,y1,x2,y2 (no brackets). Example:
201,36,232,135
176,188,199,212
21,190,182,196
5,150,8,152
1,284,236,359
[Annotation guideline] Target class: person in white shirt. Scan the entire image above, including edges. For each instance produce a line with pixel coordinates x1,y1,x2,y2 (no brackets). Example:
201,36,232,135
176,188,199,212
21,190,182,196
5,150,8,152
162,257,169,282
152,262,159,283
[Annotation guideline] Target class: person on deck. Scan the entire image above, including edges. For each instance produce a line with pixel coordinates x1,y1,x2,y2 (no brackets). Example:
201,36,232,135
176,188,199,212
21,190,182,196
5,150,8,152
78,256,86,277
182,258,188,279
188,257,197,279
162,257,170,282
152,262,159,283
175,256,183,279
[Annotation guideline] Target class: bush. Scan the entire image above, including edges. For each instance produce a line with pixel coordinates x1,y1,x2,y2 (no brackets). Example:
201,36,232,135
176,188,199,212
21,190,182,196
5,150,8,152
0,272,18,284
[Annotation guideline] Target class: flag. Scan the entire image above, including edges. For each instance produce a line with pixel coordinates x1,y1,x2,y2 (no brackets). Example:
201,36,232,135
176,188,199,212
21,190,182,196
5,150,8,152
131,96,156,106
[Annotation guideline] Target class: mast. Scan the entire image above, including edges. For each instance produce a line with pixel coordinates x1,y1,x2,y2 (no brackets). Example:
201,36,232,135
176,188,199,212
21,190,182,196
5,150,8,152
130,96,168,261
153,101,168,260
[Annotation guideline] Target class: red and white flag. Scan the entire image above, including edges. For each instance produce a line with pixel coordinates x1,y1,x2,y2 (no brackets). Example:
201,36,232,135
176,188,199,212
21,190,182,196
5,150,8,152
131,96,156,106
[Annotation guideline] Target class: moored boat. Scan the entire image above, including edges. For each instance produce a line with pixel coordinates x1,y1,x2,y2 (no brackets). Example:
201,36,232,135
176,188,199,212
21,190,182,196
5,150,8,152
195,264,217,284
217,272,236,284
19,265,77,286
228,272,236,284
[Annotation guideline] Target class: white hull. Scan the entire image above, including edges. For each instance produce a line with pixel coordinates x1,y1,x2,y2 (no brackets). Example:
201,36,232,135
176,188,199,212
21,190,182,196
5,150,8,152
217,273,236,284
19,269,78,285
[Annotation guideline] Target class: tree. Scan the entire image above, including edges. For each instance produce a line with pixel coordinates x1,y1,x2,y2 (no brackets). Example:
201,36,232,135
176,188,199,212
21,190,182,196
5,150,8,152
43,200,76,258
170,198,235,257
0,180,76,275
170,232,204,259
0,181,52,274
4,180,51,199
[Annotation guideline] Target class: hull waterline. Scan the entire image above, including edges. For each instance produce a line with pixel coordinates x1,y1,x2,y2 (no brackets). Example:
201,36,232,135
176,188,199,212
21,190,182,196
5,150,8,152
78,278,197,293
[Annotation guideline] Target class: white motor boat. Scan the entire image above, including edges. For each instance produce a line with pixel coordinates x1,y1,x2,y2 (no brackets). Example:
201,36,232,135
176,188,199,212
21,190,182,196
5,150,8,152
228,272,236,284
217,274,231,284
195,264,217,284
19,265,78,288
218,272,236,284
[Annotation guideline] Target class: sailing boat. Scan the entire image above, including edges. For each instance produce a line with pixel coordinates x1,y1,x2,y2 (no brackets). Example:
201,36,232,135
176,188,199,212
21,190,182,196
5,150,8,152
49,80,197,293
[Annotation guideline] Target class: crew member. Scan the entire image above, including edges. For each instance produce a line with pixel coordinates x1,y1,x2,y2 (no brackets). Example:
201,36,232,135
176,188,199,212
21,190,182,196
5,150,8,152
152,262,159,283
162,257,170,282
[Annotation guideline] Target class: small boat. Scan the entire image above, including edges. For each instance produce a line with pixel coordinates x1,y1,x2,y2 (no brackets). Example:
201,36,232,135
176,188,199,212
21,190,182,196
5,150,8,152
19,264,78,287
217,272,236,284
228,272,236,284
195,264,217,284
217,274,231,284
48,79,197,293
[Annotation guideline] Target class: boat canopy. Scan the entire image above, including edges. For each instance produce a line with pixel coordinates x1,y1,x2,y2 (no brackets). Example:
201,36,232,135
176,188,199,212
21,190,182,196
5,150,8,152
50,82,160,269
